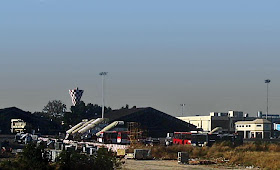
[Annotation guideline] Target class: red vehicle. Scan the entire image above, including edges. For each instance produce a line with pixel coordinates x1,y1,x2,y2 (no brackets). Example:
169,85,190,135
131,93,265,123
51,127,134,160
173,132,192,145
98,131,130,144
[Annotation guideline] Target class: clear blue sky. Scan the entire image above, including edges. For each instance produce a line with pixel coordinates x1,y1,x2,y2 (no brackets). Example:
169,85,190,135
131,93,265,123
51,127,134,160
0,0,280,116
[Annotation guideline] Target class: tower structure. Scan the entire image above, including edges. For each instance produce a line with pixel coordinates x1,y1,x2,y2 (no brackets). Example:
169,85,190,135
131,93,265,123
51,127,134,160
69,87,84,106
265,79,271,119
128,122,143,145
99,72,108,118
180,104,186,116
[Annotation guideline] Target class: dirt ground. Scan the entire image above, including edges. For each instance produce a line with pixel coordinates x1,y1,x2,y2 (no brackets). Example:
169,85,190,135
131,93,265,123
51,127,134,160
122,159,257,170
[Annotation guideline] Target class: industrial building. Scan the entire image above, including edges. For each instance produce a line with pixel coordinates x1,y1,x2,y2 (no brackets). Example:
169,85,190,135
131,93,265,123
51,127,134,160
235,119,271,139
0,107,63,134
177,110,280,139
66,107,197,139
177,110,255,133
104,107,197,138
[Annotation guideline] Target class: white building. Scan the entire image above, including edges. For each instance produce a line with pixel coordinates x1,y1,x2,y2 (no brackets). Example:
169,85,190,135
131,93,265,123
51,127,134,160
178,115,212,132
235,119,271,139
228,111,243,118
177,110,244,132
11,119,26,133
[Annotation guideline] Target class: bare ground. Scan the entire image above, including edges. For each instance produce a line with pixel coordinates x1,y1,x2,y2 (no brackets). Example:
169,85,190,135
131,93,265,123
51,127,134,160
122,159,257,170
122,159,255,170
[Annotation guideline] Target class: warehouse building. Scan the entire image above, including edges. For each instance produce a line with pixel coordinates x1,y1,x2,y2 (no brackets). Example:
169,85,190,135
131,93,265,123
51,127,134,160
177,110,255,133
104,107,197,138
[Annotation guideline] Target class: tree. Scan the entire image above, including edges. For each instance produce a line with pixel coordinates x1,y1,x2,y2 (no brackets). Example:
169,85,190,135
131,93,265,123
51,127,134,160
0,143,53,170
43,100,66,118
18,144,52,170
121,104,130,109
64,102,112,127
56,148,121,170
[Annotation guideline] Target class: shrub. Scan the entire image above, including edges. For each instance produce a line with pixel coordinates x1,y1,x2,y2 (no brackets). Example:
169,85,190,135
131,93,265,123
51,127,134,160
234,143,257,152
0,144,121,170
268,143,280,152
56,148,121,170
0,143,53,170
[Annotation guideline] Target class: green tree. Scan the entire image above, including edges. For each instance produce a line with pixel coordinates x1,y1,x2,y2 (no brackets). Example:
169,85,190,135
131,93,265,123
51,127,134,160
94,148,121,170
43,100,66,118
56,148,121,170
121,104,130,109
0,143,53,170
63,102,111,128
0,144,121,170
18,144,52,170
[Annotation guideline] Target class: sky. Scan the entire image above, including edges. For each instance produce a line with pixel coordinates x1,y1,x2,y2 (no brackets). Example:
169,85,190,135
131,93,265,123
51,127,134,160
0,0,280,116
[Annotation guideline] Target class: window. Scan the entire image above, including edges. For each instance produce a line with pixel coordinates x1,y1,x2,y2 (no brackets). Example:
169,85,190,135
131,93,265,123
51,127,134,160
265,125,269,129
182,133,191,140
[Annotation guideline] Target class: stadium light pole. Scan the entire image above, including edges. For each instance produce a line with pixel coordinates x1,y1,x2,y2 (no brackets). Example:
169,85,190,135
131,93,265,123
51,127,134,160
180,104,186,116
265,79,271,119
100,72,108,119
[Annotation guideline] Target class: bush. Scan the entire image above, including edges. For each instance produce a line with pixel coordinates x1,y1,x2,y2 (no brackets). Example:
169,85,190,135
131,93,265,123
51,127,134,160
0,145,121,170
268,143,280,152
0,143,53,170
56,148,121,170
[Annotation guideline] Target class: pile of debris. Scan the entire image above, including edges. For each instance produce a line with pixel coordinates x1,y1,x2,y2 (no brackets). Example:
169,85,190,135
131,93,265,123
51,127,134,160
189,159,216,165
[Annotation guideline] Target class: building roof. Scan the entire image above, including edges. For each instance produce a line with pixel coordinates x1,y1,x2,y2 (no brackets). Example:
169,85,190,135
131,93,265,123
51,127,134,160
235,119,271,124
177,115,211,119
0,107,61,134
104,107,146,121
104,107,197,137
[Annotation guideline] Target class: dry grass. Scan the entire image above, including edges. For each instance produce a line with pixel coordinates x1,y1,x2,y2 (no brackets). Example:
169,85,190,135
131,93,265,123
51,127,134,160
128,142,280,169
229,151,280,169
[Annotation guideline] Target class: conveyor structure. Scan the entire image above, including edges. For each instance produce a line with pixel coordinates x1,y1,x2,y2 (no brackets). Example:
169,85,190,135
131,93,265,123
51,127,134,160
96,121,124,137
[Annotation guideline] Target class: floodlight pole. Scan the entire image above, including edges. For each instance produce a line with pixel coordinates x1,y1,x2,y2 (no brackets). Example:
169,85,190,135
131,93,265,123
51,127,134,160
265,79,271,119
180,104,186,116
100,72,108,119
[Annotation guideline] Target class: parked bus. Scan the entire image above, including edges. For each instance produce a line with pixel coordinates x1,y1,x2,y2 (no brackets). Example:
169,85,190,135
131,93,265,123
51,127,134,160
98,131,130,144
173,132,192,145
172,132,242,146
191,133,208,146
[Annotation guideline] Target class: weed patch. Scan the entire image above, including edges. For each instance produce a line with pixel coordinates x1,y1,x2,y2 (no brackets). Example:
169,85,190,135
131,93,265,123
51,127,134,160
128,142,280,169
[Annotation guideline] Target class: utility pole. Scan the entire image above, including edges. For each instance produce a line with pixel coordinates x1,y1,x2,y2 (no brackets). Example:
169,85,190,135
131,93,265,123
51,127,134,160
265,79,271,119
180,104,186,116
99,72,108,119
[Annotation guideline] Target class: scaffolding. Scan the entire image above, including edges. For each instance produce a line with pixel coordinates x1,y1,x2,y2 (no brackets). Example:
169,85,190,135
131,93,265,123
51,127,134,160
128,122,143,145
